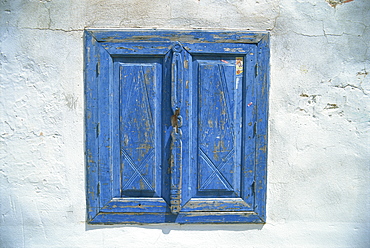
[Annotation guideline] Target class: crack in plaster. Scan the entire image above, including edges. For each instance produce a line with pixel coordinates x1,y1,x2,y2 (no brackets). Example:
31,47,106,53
331,69,369,95
4,121,15,132
268,0,282,32
22,27,83,32
333,83,368,95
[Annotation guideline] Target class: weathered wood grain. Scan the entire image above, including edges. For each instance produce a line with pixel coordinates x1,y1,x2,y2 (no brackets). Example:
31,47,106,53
85,29,269,224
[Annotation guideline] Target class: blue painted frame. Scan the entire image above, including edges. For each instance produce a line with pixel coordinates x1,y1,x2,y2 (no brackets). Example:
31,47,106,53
85,29,269,224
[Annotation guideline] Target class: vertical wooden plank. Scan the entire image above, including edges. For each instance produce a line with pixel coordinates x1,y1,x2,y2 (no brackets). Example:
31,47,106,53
97,38,114,209
242,46,258,209
85,30,100,221
161,50,173,207
111,55,121,199
178,48,191,210
169,43,184,213
254,34,270,222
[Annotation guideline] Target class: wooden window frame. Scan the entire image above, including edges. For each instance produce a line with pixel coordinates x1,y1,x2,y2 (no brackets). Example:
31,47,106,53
84,29,269,224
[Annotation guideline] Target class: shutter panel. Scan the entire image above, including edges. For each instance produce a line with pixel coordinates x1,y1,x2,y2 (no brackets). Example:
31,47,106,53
86,37,174,223
180,45,258,217
118,57,162,198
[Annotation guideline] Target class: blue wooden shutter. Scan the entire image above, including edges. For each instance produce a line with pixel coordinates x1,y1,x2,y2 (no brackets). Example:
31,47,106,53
85,32,174,223
85,30,269,224
175,41,266,223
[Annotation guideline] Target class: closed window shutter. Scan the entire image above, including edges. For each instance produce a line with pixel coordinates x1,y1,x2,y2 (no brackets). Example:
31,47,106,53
85,30,269,224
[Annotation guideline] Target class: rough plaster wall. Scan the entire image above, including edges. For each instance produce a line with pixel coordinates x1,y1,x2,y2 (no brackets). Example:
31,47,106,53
0,0,369,247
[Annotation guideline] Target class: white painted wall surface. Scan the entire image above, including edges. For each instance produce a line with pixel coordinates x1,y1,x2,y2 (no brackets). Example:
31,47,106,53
1,0,369,247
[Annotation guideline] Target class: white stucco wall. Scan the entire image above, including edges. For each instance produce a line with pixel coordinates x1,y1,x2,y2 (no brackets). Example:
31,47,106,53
1,0,369,247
